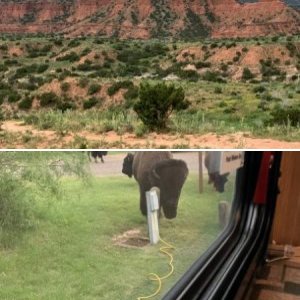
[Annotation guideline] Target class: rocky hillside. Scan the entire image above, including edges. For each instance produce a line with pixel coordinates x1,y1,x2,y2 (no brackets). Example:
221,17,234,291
0,0,299,39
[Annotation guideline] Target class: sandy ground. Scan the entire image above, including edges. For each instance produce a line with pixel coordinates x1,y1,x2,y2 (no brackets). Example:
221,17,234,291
89,152,202,177
1,120,300,149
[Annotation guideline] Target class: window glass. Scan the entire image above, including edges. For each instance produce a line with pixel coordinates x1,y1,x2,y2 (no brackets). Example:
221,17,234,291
0,151,244,300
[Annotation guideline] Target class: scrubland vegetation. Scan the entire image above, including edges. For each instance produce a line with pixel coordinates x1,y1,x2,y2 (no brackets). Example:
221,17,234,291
0,34,299,147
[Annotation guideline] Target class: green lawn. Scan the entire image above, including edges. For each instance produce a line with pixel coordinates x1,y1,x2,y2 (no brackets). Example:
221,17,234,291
0,174,234,300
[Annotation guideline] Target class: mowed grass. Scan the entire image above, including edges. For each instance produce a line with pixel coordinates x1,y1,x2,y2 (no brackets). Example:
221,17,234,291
0,174,234,300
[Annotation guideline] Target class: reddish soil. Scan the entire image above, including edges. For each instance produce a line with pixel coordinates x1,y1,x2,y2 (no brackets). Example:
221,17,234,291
0,0,298,39
1,121,300,149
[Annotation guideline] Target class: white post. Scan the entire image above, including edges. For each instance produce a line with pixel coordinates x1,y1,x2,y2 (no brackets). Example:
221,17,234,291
146,187,160,245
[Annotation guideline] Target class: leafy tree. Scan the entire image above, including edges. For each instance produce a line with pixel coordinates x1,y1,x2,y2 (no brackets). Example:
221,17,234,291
134,82,189,130
0,152,88,246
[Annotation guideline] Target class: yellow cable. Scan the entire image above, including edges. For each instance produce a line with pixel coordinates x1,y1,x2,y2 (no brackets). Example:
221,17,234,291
137,238,175,300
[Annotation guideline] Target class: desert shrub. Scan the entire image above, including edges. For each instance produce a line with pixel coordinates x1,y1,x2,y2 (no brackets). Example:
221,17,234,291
67,39,81,48
202,71,225,83
117,43,168,63
195,61,211,69
56,100,76,112
77,62,95,71
58,69,72,81
0,64,8,72
124,86,139,108
54,39,63,46
134,82,189,130
83,97,99,109
0,86,13,103
270,106,300,127
36,64,49,73
8,91,21,103
286,42,296,56
18,96,33,110
260,59,283,79
220,63,228,72
39,92,59,107
88,83,101,95
81,48,91,56
14,63,48,79
78,77,89,88
60,82,71,92
117,64,143,77
4,59,19,66
124,86,139,100
253,85,266,94
242,68,255,81
56,51,80,62
0,44,8,51
107,81,134,96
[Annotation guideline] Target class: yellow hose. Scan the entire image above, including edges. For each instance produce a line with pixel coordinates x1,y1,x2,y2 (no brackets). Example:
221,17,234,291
137,238,175,300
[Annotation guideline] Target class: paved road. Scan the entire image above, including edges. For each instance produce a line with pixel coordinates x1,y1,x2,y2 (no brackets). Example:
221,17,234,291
88,152,205,177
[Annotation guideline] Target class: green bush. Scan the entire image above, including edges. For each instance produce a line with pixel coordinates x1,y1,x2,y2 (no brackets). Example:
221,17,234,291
202,71,225,83
39,92,59,107
107,81,134,96
8,92,21,103
195,61,211,69
134,82,189,130
242,68,255,81
253,85,266,94
270,106,300,127
88,84,101,95
60,82,71,93
83,97,99,109
56,52,80,62
56,100,76,112
18,96,33,110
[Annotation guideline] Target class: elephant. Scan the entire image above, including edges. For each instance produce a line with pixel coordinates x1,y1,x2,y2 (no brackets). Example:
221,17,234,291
204,152,229,193
122,152,189,219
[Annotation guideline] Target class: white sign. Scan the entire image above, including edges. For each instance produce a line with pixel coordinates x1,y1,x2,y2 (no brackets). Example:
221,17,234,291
219,152,244,175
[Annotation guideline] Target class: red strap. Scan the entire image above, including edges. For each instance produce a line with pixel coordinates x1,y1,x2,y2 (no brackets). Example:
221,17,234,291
253,152,274,205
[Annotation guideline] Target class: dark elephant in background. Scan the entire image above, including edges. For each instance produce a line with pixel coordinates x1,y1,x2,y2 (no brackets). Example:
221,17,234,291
122,152,189,219
204,152,229,193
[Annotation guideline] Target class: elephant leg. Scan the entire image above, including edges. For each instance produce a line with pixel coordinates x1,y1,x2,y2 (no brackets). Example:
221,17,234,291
139,186,147,216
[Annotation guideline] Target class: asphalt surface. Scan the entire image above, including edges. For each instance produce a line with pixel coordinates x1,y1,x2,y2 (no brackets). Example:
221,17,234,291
88,152,205,177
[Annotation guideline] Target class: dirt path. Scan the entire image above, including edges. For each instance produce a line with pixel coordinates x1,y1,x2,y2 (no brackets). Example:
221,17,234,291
1,120,300,149
89,152,201,177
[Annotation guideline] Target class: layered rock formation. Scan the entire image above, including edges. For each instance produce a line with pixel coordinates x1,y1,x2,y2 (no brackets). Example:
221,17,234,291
0,0,299,39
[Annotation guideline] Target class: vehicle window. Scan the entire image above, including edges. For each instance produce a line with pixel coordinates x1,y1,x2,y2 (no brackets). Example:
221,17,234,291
0,151,244,300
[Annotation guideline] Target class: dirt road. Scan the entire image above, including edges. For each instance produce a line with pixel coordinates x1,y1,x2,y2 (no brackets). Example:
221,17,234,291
1,121,300,149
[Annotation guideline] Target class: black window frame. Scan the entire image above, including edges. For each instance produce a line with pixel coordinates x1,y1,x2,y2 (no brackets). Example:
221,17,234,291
163,151,282,300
